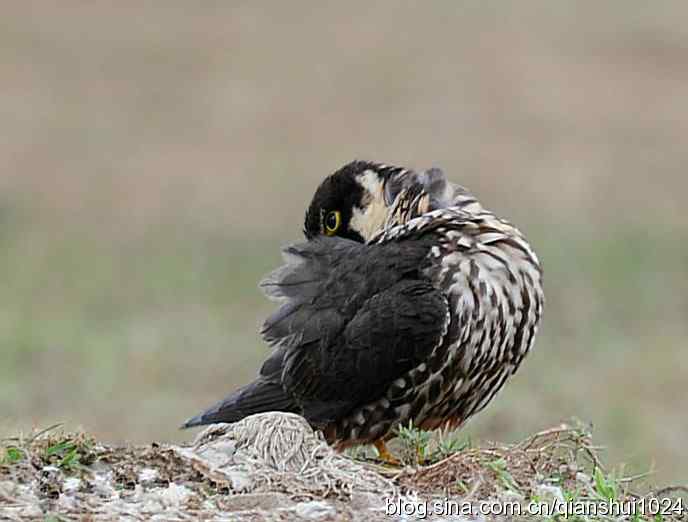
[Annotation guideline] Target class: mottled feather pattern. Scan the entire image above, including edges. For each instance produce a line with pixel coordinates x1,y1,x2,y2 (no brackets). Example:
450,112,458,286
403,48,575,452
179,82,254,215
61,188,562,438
327,192,544,447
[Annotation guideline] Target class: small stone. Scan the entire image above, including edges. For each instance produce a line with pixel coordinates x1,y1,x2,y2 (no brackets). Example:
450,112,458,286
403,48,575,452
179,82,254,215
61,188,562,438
211,439,237,457
500,489,525,502
0,481,17,496
140,498,163,514
534,483,565,504
17,504,44,519
294,500,336,520
575,472,591,484
196,439,237,467
228,470,253,492
138,468,159,483
91,473,116,498
57,492,78,511
63,477,81,493
158,483,192,507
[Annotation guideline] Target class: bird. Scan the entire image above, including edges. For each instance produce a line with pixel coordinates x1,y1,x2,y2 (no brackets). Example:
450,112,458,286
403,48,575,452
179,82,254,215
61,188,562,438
182,160,544,463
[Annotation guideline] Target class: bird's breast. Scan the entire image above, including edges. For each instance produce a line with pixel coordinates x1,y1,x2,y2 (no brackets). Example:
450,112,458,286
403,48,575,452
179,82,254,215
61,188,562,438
425,217,544,382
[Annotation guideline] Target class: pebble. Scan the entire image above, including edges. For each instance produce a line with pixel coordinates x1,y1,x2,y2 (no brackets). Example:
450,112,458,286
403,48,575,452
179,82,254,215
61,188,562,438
138,468,159,483
294,500,336,520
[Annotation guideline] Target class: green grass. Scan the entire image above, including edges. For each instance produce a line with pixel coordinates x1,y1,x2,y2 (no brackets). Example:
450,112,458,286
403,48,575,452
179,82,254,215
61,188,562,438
2,446,24,465
43,439,87,471
487,457,521,493
394,420,473,466
396,420,433,465
593,467,619,501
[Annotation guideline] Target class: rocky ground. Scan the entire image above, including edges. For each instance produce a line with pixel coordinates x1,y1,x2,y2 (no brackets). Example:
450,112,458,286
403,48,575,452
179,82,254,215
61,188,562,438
1,413,685,521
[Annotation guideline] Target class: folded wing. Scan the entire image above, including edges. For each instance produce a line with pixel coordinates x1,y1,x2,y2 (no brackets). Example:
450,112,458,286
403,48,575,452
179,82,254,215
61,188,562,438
183,235,449,429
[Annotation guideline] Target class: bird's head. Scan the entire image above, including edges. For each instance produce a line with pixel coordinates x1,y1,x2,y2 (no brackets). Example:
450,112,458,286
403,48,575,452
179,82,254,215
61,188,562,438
304,160,452,242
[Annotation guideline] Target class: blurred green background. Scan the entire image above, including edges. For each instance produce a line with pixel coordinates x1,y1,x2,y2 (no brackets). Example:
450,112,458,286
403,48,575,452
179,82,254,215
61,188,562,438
1,2,686,484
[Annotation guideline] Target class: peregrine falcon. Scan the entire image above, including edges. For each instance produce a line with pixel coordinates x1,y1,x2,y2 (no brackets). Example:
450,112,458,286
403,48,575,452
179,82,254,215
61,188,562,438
183,160,544,460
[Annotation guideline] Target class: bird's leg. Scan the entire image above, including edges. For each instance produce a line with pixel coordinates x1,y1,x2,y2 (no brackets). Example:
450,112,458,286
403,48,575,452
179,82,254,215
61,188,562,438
373,439,401,466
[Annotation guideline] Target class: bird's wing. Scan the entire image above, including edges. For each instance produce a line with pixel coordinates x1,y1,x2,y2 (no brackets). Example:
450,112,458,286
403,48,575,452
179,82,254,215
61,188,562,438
259,236,450,426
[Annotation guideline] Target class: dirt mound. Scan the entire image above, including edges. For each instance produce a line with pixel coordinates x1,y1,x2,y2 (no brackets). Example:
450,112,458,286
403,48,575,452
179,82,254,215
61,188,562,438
1,415,685,521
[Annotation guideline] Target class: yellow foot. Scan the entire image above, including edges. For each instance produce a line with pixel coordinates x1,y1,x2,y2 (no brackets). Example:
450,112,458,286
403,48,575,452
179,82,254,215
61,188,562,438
373,439,401,466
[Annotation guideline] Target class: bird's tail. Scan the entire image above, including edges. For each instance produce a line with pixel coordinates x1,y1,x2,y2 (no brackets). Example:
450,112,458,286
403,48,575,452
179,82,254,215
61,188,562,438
181,378,297,429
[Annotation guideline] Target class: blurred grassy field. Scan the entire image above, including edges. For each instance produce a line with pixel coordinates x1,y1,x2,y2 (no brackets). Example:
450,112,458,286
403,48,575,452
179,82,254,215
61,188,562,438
1,2,686,485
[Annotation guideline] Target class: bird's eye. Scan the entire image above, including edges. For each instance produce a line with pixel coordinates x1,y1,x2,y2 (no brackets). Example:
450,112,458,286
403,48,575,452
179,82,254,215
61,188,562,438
324,210,341,236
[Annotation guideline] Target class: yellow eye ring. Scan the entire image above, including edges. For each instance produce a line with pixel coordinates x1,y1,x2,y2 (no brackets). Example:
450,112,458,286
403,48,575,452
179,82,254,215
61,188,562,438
324,210,341,236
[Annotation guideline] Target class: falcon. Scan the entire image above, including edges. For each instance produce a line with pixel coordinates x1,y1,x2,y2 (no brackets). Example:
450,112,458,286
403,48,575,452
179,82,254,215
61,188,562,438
183,160,544,461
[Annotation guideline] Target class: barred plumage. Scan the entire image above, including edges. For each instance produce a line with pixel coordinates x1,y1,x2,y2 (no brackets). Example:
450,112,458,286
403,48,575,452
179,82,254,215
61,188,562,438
326,191,543,447
184,160,544,456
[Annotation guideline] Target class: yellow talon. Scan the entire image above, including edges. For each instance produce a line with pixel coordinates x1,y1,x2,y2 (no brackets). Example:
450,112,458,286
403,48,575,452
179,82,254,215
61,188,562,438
374,439,401,466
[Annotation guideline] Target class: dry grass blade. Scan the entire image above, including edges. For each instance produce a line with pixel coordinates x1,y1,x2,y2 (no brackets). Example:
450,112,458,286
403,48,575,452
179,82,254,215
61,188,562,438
652,485,688,498
25,424,64,445
397,423,611,499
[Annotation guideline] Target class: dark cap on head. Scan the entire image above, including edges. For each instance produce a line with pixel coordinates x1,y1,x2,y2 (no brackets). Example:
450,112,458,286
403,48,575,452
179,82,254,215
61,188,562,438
304,160,409,242
303,160,452,242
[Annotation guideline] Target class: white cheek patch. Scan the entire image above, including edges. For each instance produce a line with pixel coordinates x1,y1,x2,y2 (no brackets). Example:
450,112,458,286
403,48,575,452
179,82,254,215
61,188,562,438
357,169,385,196
349,170,389,241
350,203,388,241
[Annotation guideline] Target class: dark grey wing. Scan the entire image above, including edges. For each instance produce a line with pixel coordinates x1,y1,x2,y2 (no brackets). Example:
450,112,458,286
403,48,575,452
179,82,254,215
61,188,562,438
259,236,449,426
281,279,449,425
182,235,449,429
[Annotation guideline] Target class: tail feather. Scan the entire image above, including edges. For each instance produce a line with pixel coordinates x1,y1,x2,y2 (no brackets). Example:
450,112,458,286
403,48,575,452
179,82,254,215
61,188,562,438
181,378,297,429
